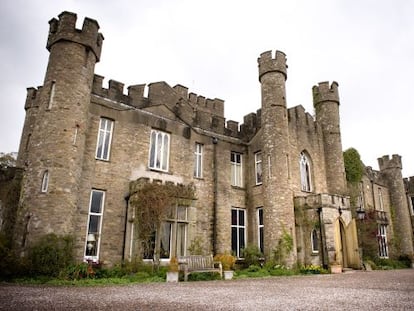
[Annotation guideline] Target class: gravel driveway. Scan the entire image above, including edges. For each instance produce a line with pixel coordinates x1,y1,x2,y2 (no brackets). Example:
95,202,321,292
1,269,413,310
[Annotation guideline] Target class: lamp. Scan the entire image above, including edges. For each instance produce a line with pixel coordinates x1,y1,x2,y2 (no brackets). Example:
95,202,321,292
87,233,96,251
356,206,366,220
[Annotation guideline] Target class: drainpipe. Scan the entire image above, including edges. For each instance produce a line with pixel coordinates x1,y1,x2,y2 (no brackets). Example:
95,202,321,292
371,179,376,210
122,194,130,263
212,137,218,254
317,207,328,269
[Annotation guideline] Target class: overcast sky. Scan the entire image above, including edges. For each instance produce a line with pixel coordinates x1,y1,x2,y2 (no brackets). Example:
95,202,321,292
1,0,413,176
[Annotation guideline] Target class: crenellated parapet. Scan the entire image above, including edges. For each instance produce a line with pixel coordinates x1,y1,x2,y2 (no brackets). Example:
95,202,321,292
312,81,339,106
378,154,403,171
403,177,414,194
47,11,104,62
24,87,41,110
258,50,287,81
288,105,317,131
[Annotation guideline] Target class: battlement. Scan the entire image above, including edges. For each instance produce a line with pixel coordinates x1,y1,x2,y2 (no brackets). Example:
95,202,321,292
404,176,414,194
312,81,339,106
47,11,104,62
258,50,287,82
378,154,402,171
92,74,225,117
25,87,39,110
288,105,316,128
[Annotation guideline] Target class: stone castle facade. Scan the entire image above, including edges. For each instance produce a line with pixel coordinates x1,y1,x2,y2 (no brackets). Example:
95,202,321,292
7,11,413,269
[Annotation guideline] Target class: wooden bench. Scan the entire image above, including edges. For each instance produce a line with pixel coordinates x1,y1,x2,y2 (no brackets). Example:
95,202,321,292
178,255,222,281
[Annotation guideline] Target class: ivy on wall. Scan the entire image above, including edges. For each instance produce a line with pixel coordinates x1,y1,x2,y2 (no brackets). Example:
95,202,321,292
128,180,196,265
343,148,364,185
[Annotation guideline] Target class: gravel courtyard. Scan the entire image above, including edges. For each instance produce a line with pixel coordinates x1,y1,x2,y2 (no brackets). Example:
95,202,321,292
1,269,413,310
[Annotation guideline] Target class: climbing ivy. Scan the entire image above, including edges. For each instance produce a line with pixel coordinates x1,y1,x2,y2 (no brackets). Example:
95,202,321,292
128,181,196,265
343,148,364,184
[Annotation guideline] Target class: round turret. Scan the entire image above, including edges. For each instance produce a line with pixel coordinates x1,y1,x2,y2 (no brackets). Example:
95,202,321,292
258,50,296,264
15,12,104,250
313,81,346,195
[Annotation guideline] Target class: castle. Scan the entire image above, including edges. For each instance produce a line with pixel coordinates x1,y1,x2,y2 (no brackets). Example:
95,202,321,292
3,11,413,269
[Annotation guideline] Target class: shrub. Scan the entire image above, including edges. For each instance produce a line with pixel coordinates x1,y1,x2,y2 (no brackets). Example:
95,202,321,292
299,264,327,274
242,245,263,267
214,253,236,270
27,234,74,277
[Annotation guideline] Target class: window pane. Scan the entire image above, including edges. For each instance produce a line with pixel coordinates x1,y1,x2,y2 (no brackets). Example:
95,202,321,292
90,191,103,213
258,208,263,225
231,209,237,225
162,134,169,171
231,227,237,254
96,132,104,158
88,215,100,234
156,133,162,169
176,223,187,257
239,209,245,226
160,222,171,259
177,206,187,220
149,131,156,168
259,227,264,254
239,228,245,252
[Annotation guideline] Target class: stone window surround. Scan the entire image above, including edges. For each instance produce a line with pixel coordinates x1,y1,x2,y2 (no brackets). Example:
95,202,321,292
255,152,263,185
148,129,170,172
84,189,105,262
231,151,243,187
194,143,203,178
95,117,114,161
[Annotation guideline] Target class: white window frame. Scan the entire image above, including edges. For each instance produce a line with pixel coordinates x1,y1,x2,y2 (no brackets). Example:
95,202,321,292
300,152,312,192
378,224,388,258
84,189,105,262
194,143,203,178
231,152,243,187
231,208,246,258
41,170,49,193
257,207,264,254
95,118,114,161
255,152,263,185
148,129,170,172
311,229,319,254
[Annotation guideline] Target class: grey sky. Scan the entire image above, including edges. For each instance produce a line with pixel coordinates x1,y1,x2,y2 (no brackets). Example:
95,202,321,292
0,0,413,176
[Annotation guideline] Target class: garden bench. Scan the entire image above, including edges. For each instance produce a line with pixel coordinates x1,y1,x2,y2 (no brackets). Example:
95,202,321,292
178,255,222,281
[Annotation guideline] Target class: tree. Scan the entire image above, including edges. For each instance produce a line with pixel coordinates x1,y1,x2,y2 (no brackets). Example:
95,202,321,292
0,153,17,169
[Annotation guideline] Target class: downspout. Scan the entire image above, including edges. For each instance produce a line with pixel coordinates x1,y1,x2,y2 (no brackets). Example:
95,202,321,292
212,137,218,254
122,194,130,263
371,179,376,210
317,207,328,269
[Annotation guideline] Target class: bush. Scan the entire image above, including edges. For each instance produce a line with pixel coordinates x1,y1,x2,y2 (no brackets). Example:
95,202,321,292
0,233,21,279
299,264,327,274
242,245,263,267
27,234,74,277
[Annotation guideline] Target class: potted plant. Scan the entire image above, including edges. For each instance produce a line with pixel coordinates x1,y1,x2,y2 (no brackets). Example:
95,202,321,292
214,253,236,280
166,256,179,282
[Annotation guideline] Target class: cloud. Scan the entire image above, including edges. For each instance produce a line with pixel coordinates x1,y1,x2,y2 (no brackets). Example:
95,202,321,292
0,0,413,176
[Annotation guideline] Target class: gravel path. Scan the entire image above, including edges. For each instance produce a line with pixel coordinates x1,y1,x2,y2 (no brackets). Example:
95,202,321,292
1,269,413,310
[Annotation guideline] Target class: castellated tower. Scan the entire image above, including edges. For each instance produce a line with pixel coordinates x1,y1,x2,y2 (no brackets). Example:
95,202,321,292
15,12,104,250
313,82,346,195
378,155,414,256
258,50,296,263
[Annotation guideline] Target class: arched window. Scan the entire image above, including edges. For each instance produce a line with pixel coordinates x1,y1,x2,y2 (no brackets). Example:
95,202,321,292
299,152,312,192
311,229,319,253
41,170,49,193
